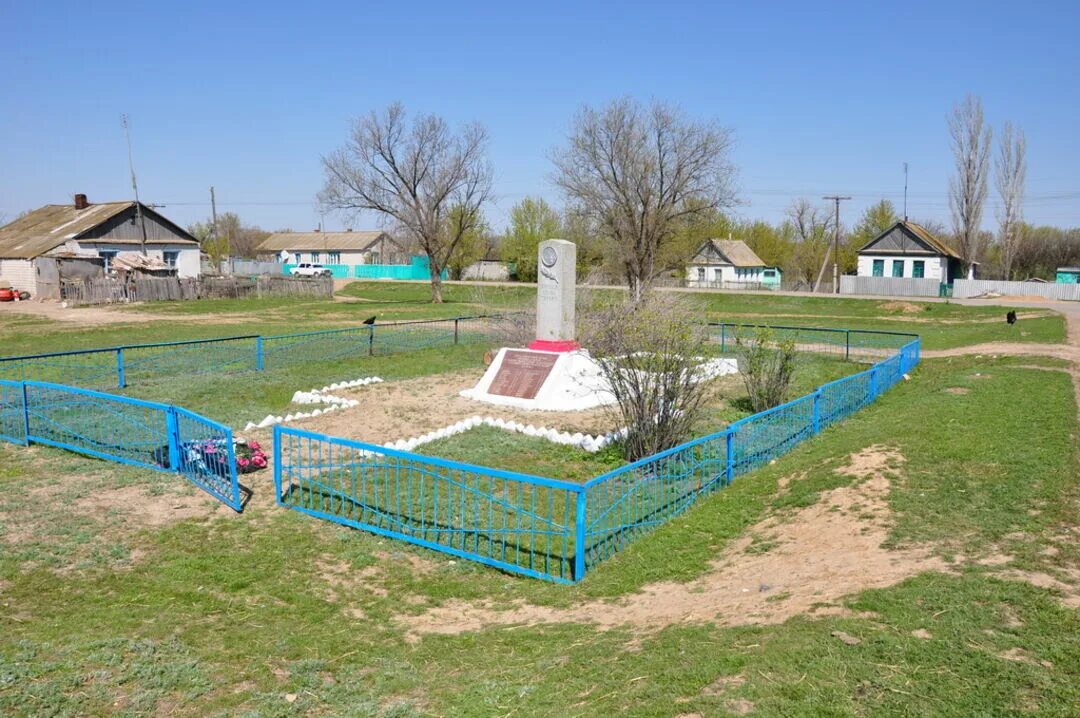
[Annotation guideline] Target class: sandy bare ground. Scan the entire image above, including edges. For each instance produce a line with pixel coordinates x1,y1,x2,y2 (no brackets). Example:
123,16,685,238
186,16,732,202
0,300,273,327
293,368,618,444
397,446,944,641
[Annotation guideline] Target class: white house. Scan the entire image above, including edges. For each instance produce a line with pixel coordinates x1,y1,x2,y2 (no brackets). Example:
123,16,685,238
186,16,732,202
0,194,201,299
686,238,782,289
856,220,971,282
257,230,407,270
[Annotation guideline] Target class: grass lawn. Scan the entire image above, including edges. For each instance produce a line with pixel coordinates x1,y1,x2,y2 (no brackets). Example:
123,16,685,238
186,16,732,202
0,281,1064,360
415,353,863,480
1,310,1078,718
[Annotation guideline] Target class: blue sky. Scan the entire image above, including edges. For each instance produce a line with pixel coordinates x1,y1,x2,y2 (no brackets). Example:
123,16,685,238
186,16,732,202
2,0,1078,234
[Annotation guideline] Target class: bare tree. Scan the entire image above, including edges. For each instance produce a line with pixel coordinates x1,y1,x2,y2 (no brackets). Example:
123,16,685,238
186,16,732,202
995,121,1027,280
321,103,493,302
580,292,713,461
552,98,736,302
785,199,834,289
948,95,992,273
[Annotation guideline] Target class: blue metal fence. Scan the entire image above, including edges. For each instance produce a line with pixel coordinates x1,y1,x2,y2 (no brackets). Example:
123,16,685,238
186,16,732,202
273,427,580,582
0,316,498,389
274,329,921,582
0,379,243,511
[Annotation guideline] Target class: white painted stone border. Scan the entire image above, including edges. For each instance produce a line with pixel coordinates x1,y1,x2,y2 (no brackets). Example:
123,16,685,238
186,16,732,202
243,376,383,430
382,415,627,454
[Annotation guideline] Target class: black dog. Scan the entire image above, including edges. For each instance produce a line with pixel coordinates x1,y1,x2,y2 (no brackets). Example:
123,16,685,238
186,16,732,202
1006,310,1017,325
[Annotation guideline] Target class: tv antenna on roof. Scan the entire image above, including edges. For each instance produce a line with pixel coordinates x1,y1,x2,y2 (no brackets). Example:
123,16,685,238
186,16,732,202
903,162,909,221
121,114,150,255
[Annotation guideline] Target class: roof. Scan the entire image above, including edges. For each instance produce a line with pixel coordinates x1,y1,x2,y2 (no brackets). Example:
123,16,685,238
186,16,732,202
859,221,962,260
0,202,197,259
257,231,396,253
113,251,173,272
691,239,767,267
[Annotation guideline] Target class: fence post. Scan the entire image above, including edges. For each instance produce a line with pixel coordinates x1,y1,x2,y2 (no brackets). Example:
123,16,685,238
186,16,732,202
255,337,265,371
165,407,182,471
574,489,587,581
454,318,460,345
116,348,126,388
272,424,284,505
20,382,30,446
869,366,878,399
368,324,375,356
725,429,734,485
812,390,821,433
721,324,727,352
845,330,851,361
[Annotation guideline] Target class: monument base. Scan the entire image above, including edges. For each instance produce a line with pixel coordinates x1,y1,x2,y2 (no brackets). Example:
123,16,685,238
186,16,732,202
527,339,580,352
460,347,614,411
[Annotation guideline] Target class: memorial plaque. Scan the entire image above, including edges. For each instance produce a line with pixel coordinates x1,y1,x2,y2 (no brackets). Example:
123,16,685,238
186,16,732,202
488,350,558,399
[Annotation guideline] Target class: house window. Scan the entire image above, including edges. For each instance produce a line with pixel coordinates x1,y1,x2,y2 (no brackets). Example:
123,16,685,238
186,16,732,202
912,260,925,278
294,253,301,264
697,267,705,281
764,269,775,277
872,259,884,277
99,250,117,273
892,260,904,277
328,252,341,264
163,250,179,269
311,252,321,263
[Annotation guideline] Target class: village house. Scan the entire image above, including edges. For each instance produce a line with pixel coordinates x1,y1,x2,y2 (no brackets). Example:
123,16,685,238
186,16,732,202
0,194,201,299
685,238,782,289
856,220,972,282
257,230,409,278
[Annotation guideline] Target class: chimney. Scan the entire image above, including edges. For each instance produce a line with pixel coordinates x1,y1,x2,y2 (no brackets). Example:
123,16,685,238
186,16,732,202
74,194,89,210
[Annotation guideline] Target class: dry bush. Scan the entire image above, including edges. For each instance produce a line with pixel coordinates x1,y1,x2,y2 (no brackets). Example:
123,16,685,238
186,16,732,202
580,292,711,460
733,327,798,412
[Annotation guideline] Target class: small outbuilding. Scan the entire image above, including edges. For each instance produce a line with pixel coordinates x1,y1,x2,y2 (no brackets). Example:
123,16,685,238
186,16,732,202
0,194,201,299
1056,267,1080,284
856,220,972,282
685,238,782,289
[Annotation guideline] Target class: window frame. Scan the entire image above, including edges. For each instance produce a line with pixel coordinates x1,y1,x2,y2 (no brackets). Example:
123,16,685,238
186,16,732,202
872,259,884,277
99,250,118,273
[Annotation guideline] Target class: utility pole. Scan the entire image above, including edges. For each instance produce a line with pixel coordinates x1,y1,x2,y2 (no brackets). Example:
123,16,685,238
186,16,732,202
210,186,224,254
823,195,851,294
122,114,150,256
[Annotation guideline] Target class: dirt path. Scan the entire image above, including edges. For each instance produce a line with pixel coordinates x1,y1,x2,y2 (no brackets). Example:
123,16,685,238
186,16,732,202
0,300,266,327
921,308,1080,408
399,447,945,642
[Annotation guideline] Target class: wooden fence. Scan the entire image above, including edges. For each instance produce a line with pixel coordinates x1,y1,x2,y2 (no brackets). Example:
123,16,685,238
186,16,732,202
61,275,334,306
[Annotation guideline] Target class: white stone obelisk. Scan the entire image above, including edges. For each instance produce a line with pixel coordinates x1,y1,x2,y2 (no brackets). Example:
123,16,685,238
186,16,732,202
528,239,579,352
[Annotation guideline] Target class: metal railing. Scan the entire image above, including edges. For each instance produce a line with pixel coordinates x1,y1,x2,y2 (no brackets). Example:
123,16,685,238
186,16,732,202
0,379,242,510
0,316,500,389
274,326,921,582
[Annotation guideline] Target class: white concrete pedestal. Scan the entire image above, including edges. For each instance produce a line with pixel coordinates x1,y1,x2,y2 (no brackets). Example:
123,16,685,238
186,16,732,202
460,348,614,411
